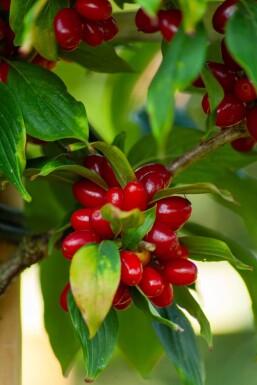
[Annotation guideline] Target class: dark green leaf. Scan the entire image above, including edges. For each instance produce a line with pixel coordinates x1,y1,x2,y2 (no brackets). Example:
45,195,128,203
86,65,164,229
10,0,35,45
153,303,204,385
40,249,80,375
70,241,120,338
101,204,145,237
112,131,126,152
227,0,257,88
180,235,252,270
60,42,133,73
92,141,136,187
0,82,30,201
131,288,183,332
147,24,207,151
122,206,156,250
7,62,88,142
68,293,118,382
174,286,212,348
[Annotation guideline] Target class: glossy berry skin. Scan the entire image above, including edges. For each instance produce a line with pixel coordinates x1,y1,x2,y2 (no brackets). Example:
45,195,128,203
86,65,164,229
112,282,129,306
141,172,165,200
70,208,93,231
83,154,105,175
212,0,238,34
75,0,112,21
101,17,119,41
162,259,198,286
150,282,174,308
221,38,242,71
60,283,71,312
82,20,104,46
144,222,179,260
135,8,159,34
202,92,246,127
231,137,256,152
123,180,148,211
72,180,106,208
54,8,83,51
113,297,133,310
0,62,9,83
246,106,257,141
155,196,192,231
120,250,143,286
32,54,57,70
135,163,172,187
194,62,237,91
234,78,257,102
138,266,164,298
62,230,101,259
90,208,114,239
102,158,120,187
158,9,182,42
104,187,123,208
177,244,189,259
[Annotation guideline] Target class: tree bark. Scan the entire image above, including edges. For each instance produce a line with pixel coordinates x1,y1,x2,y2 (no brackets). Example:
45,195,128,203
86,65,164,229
0,187,23,385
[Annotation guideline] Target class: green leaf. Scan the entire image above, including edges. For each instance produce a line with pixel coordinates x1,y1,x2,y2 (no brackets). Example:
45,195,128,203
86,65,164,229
173,286,212,348
112,131,126,152
227,0,257,89
117,305,163,377
153,303,204,385
60,42,133,73
0,82,30,201
121,206,156,250
131,288,183,332
178,0,208,32
147,24,207,151
150,182,235,204
92,141,136,188
134,0,161,14
68,292,118,382
101,204,145,237
40,249,80,375
10,0,35,45
7,61,88,142
180,235,252,270
70,241,120,338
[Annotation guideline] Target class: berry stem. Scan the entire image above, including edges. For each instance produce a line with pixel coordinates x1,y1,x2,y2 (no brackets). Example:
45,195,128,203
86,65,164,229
166,122,248,176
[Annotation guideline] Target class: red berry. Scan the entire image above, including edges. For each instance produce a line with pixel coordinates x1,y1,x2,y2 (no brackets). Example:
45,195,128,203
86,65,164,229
202,92,246,127
144,222,179,261
72,180,106,208
195,61,238,91
123,180,148,211
231,137,256,152
212,0,238,34
177,244,189,259
54,8,83,51
235,78,257,102
0,0,10,12
0,19,5,41
26,135,46,145
101,158,120,187
113,296,132,310
155,196,192,231
75,0,112,21
101,17,119,41
112,282,129,306
83,154,105,175
32,54,57,70
246,106,257,141
221,38,242,71
150,282,173,308
104,187,123,208
140,172,165,200
138,266,164,298
90,208,114,239
0,62,9,83
60,283,71,312
120,250,143,286
135,163,171,187
82,20,105,46
70,208,93,231
162,259,198,286
135,8,159,34
62,230,101,259
158,9,182,42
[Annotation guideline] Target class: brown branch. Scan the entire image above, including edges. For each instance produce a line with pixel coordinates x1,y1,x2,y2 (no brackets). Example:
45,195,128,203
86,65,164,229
0,232,51,296
166,122,248,176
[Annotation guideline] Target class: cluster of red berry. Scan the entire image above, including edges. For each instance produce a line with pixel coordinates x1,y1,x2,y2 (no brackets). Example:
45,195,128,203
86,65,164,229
60,154,197,312
54,0,118,51
135,6,182,43
197,0,257,153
